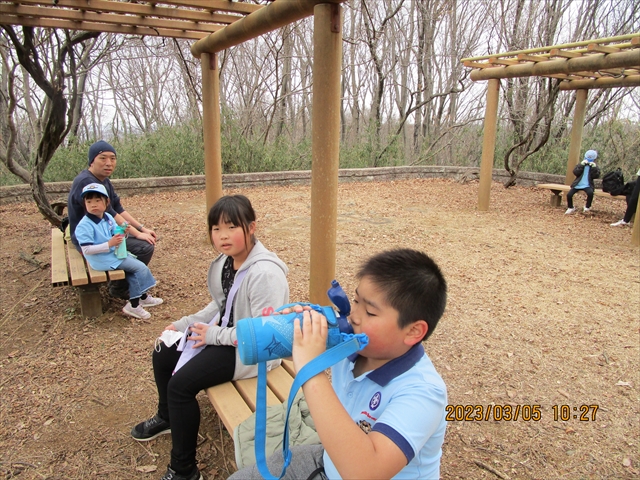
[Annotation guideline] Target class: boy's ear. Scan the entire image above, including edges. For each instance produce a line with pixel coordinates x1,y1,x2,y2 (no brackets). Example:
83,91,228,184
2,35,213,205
404,320,428,346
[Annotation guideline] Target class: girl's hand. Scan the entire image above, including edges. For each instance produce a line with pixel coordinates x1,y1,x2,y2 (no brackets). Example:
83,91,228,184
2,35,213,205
108,234,124,247
189,322,209,348
164,324,177,332
292,310,328,372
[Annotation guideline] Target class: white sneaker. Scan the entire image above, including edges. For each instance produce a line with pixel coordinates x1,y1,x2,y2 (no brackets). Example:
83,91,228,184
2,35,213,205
122,302,151,319
583,207,591,213
140,294,164,307
610,219,629,227
564,208,576,214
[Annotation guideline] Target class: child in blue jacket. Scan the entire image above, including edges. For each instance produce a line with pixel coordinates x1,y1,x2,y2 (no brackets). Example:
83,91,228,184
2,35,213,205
565,149,601,214
74,183,163,319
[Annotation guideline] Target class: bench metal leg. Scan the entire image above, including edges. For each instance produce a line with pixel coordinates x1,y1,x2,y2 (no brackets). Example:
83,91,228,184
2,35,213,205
78,285,103,318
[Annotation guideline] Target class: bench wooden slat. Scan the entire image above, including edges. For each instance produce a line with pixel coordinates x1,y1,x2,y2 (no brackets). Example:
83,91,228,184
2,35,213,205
267,363,296,403
108,269,126,281
234,376,282,411
281,359,296,377
205,362,297,435
87,263,107,283
206,382,254,434
51,229,70,286
537,183,627,199
66,241,89,286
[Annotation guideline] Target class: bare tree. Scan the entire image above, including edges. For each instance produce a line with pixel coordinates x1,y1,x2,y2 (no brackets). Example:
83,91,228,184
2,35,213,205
0,26,103,226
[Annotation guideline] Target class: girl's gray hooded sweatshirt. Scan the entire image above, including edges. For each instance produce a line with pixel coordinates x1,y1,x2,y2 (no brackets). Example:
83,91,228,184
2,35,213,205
172,240,289,380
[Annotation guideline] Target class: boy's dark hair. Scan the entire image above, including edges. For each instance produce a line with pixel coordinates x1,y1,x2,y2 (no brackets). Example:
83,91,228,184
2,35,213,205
207,195,257,247
357,249,447,341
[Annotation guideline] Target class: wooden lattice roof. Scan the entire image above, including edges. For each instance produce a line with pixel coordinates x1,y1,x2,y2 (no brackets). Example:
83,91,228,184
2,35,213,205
462,33,640,90
0,0,265,40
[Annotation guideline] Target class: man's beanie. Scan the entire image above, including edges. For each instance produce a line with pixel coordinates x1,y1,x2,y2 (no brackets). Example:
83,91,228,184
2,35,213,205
88,140,116,166
584,150,598,161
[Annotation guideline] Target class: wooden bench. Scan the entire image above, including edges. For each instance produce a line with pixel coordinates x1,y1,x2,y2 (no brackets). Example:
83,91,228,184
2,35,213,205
206,359,296,435
537,183,628,207
51,228,126,317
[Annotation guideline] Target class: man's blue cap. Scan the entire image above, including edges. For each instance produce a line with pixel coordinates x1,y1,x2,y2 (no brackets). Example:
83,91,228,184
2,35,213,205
584,150,598,161
88,140,116,165
81,182,109,198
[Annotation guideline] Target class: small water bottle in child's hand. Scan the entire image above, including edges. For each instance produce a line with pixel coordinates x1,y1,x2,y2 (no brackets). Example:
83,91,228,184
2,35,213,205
113,223,128,259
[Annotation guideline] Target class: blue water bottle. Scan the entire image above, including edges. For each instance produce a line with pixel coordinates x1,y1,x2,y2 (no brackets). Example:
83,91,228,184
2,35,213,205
236,280,356,365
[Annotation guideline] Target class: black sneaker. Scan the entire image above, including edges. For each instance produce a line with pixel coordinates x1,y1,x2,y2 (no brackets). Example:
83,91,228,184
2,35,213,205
160,465,202,480
131,414,170,441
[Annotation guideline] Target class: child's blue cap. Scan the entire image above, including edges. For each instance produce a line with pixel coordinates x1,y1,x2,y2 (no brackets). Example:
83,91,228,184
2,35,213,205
81,183,108,198
584,150,597,161
88,140,116,165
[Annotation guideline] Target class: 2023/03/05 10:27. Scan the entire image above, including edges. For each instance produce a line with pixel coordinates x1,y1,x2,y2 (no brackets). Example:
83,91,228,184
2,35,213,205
445,404,599,422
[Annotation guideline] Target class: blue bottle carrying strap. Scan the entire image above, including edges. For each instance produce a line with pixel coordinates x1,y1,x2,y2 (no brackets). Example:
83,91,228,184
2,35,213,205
254,332,369,480
173,267,249,374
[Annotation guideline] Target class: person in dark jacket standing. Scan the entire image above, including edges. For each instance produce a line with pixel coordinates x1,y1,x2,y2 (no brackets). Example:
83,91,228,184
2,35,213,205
565,149,601,214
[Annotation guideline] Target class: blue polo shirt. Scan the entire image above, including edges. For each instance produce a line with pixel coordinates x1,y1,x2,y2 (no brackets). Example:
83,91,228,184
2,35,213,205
75,212,124,271
323,343,447,479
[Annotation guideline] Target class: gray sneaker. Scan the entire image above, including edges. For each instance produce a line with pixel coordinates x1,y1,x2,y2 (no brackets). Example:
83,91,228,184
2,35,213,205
131,414,170,441
122,302,151,319
140,294,164,307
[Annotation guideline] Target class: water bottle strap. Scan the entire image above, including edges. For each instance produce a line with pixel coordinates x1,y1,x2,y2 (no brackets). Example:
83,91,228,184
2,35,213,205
254,334,368,480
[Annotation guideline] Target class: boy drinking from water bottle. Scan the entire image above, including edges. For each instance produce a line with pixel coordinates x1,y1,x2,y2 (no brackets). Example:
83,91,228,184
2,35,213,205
231,248,448,480
75,183,163,319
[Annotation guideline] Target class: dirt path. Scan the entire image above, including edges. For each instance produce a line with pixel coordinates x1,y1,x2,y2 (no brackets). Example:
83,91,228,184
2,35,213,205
1,178,638,479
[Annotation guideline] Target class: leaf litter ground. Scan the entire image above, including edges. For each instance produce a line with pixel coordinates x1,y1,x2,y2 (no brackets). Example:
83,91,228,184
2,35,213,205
0,178,638,479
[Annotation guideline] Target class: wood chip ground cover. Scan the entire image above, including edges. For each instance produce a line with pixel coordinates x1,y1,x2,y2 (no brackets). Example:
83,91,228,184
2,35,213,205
0,178,637,479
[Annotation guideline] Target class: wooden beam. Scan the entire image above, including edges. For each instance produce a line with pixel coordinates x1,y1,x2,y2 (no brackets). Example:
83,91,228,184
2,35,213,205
0,4,222,34
0,14,212,39
191,0,345,56
470,50,640,81
550,49,584,59
560,75,640,90
156,0,262,15
6,0,243,24
462,33,639,62
517,53,550,62
588,43,620,54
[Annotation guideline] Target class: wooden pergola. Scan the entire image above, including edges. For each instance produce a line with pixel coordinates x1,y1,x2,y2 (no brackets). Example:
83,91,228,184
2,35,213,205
462,34,640,246
1,0,345,302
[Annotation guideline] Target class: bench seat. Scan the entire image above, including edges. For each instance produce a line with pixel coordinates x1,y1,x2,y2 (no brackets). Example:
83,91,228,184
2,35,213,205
51,228,125,317
537,183,627,207
206,359,296,434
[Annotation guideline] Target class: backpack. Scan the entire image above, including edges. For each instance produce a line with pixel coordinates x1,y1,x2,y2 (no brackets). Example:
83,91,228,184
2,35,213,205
602,168,624,195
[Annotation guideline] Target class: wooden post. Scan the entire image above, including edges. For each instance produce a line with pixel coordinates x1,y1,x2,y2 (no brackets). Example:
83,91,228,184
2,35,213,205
78,285,102,318
478,78,500,211
632,193,640,247
565,89,587,186
202,53,223,214
309,3,342,304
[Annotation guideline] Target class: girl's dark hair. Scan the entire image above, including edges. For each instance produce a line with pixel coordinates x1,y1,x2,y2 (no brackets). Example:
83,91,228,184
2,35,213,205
357,249,447,341
207,195,256,247
83,192,109,207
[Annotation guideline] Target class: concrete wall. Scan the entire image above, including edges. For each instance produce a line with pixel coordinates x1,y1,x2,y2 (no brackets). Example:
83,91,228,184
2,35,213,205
0,166,567,205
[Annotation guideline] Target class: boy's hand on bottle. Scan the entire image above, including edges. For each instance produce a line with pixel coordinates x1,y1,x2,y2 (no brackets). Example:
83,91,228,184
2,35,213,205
292,310,328,372
108,234,124,247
